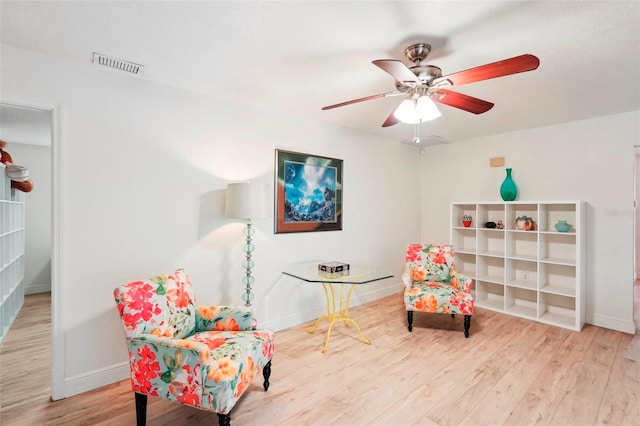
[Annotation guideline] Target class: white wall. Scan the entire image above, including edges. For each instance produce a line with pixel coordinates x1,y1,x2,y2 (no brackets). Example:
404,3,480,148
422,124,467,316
420,111,639,334
4,143,52,294
1,45,421,397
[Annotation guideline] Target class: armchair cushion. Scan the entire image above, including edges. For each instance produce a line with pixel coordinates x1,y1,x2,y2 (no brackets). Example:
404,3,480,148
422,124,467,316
404,280,474,315
127,329,274,414
196,306,255,332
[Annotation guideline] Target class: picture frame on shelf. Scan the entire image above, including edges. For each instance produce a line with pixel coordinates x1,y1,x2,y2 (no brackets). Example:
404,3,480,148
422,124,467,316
274,149,343,234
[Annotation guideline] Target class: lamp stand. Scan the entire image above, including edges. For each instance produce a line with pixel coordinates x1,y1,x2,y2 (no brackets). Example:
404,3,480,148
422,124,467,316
241,219,255,306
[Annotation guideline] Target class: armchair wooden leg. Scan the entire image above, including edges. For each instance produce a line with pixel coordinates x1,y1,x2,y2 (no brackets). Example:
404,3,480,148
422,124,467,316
407,310,413,332
217,413,231,426
464,315,471,338
134,392,147,426
263,360,272,391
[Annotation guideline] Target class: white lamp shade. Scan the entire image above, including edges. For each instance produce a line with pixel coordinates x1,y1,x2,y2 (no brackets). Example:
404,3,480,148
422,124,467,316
415,96,441,121
225,182,271,219
393,98,417,123
393,96,441,124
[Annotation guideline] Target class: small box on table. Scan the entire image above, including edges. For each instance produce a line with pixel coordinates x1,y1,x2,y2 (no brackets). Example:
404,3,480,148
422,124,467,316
318,262,350,277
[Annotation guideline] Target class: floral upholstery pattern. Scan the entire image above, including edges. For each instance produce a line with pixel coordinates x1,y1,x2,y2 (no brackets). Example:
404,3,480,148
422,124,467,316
403,244,474,336
114,269,275,418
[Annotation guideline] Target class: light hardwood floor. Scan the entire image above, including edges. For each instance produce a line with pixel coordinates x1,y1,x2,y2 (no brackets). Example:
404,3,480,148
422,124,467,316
1,289,639,426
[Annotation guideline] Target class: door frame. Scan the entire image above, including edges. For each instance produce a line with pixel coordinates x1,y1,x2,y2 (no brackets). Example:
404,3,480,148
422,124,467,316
1,99,64,400
635,146,640,281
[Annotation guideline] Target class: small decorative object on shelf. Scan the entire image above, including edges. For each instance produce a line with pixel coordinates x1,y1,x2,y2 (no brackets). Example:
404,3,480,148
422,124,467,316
499,168,518,201
515,216,535,231
462,214,472,227
554,220,571,232
484,221,497,228
318,262,350,277
495,220,504,229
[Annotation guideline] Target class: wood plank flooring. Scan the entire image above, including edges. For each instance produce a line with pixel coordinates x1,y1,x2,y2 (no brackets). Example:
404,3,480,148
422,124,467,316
1,289,638,426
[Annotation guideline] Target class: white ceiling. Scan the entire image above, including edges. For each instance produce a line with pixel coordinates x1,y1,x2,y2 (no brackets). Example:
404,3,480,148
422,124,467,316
1,1,639,145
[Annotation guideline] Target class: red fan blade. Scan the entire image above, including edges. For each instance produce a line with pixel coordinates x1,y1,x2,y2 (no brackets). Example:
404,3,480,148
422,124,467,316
381,109,400,127
322,92,401,110
433,89,494,114
432,54,540,87
372,60,421,85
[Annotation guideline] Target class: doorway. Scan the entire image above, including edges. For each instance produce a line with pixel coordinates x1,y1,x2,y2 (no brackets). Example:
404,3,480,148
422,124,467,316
0,101,63,400
0,104,52,294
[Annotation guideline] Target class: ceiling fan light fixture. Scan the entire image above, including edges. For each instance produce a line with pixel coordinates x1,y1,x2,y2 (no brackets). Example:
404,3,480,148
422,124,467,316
416,96,441,121
393,98,416,123
393,96,441,124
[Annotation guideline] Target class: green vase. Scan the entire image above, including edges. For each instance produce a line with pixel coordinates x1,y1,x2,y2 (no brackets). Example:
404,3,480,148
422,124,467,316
500,168,518,201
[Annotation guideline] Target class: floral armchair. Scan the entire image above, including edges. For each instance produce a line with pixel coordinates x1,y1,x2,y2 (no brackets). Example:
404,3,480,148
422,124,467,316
403,244,474,337
113,269,275,426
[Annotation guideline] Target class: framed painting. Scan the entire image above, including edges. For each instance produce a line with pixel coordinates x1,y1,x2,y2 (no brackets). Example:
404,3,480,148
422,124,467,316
274,149,343,234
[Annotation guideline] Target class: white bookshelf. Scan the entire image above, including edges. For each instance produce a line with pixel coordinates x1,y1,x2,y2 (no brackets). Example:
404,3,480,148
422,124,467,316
450,201,585,331
0,163,25,344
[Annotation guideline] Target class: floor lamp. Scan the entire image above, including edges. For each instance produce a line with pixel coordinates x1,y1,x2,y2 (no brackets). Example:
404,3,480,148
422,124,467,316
225,182,270,307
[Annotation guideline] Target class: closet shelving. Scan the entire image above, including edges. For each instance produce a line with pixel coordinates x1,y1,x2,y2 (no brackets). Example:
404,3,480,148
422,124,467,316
0,163,25,343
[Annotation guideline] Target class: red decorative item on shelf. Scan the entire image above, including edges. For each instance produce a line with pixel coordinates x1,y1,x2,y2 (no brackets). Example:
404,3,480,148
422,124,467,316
515,216,535,231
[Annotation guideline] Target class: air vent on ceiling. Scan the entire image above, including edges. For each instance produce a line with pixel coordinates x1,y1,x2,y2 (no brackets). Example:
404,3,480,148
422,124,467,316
401,135,449,148
92,52,144,75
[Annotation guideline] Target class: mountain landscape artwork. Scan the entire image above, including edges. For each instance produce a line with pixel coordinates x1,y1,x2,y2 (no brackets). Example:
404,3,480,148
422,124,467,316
274,150,343,233
283,160,337,223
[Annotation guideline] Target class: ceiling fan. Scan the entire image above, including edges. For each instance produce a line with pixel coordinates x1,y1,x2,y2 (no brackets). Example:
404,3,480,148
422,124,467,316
321,43,540,127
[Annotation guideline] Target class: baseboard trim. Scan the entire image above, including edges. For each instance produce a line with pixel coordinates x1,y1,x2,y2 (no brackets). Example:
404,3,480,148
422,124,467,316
354,283,400,304
260,283,400,332
25,283,51,295
64,361,129,399
261,306,326,332
586,313,636,335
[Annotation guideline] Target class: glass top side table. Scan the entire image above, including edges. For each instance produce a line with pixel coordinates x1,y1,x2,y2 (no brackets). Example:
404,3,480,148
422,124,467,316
282,262,393,353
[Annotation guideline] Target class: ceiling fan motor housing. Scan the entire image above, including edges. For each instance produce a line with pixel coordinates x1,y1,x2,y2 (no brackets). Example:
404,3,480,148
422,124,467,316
395,64,443,92
412,65,442,84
